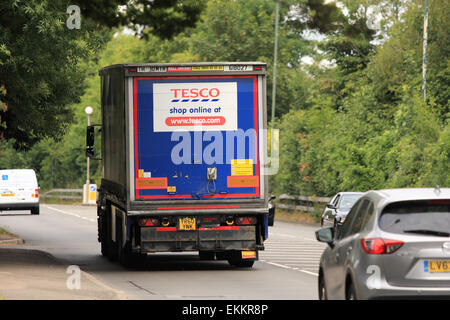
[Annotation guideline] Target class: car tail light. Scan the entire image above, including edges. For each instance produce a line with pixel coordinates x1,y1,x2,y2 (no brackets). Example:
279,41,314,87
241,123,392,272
361,238,404,254
32,189,39,198
139,218,159,227
236,216,257,225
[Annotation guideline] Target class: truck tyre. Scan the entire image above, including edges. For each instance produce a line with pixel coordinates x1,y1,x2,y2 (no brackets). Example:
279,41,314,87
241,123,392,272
215,252,227,260
106,205,118,261
98,210,108,257
116,215,145,268
227,258,254,268
31,207,39,215
226,251,255,268
199,251,215,261
119,241,146,269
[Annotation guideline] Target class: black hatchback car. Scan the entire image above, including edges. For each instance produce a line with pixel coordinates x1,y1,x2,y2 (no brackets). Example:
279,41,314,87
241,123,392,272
321,192,363,228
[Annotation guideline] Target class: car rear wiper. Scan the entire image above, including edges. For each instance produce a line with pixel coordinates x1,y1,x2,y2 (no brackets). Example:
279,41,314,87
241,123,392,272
403,229,450,237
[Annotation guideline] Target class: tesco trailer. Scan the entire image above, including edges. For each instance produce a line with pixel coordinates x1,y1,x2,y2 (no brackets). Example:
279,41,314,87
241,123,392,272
89,62,271,267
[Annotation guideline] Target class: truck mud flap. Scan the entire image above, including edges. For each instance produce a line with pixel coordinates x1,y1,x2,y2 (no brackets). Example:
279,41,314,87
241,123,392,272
140,226,256,252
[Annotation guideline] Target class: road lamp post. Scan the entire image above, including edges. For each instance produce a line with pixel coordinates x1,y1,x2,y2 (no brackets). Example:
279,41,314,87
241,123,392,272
83,106,93,205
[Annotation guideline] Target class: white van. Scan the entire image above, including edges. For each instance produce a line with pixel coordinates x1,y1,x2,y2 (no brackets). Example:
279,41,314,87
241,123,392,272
0,169,39,215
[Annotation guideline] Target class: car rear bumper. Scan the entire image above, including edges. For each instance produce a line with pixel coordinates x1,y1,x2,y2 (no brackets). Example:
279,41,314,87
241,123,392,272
0,201,39,211
359,280,450,300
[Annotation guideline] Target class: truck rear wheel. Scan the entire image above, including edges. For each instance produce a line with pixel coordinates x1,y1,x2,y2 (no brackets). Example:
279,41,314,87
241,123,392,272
226,251,255,268
31,207,39,215
199,251,215,261
98,211,108,257
106,205,118,261
227,258,254,268
116,214,145,268
118,241,146,268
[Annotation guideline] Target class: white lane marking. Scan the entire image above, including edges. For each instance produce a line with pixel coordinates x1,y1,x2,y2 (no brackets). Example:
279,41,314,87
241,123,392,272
263,248,325,252
266,262,291,269
299,270,319,277
44,205,96,223
260,257,321,261
268,237,317,242
265,241,324,245
264,261,318,277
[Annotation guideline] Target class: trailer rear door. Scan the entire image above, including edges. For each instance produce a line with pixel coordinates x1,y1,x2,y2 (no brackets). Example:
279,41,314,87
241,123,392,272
131,67,264,201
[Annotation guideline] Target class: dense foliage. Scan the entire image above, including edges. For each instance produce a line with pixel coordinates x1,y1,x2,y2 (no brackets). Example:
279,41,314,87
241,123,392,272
273,0,450,195
0,0,448,197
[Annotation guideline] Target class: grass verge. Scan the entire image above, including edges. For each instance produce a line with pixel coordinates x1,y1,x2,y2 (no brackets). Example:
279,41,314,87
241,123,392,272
40,198,82,205
0,227,18,240
274,208,321,226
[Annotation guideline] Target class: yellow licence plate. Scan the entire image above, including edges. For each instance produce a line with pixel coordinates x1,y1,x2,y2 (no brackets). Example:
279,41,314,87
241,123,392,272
426,260,450,273
1,193,14,197
241,251,257,259
178,217,196,231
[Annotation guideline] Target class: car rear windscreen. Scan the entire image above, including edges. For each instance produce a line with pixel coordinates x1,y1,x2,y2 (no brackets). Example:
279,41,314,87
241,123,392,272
339,194,362,210
379,200,450,236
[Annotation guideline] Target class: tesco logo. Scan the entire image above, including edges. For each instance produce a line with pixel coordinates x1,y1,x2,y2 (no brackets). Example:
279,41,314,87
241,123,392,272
170,88,220,99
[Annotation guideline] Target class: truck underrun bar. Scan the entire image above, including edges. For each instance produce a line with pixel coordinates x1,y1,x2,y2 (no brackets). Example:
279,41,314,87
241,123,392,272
127,208,269,216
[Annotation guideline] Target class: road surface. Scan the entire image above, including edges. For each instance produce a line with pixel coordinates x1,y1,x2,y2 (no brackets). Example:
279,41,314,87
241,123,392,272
0,204,325,300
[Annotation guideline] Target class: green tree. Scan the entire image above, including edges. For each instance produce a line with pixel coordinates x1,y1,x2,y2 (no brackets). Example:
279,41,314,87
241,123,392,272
0,0,206,151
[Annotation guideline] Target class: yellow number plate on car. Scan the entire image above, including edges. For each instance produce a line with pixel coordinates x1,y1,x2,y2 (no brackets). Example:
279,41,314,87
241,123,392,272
178,217,196,231
426,260,450,273
1,193,14,197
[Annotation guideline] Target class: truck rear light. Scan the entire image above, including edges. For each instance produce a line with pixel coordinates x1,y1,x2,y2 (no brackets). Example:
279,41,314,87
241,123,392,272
236,216,257,225
139,218,159,227
161,217,171,227
361,238,404,254
32,189,39,198
225,216,235,226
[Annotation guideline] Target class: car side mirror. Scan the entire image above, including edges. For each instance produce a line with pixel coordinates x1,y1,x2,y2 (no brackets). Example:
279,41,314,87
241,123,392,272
315,227,335,247
326,203,336,209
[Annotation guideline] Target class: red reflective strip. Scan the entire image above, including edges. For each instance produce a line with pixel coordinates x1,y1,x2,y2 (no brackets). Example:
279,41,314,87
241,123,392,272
134,78,140,199
198,226,239,231
157,205,240,210
253,76,260,197
156,227,177,231
133,75,260,200
168,66,192,72
140,195,193,199
201,193,256,198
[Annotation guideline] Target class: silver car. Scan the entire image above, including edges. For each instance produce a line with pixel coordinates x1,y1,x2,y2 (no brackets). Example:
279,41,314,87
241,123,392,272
316,187,450,300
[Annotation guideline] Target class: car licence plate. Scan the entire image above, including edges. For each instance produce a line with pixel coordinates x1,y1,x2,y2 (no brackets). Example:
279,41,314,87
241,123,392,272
1,193,14,197
425,260,450,273
178,217,196,231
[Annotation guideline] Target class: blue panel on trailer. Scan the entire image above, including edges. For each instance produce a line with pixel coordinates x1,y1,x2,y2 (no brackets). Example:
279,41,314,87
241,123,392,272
134,76,260,201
